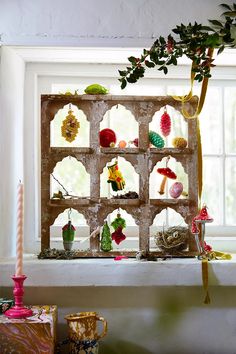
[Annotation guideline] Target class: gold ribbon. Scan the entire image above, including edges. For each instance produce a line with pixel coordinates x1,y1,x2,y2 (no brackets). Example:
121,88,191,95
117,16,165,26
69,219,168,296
202,259,210,304
201,250,231,305
172,48,214,202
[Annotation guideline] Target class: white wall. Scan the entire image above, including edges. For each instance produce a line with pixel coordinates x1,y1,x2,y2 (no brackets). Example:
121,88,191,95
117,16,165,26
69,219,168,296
2,285,236,354
0,0,224,47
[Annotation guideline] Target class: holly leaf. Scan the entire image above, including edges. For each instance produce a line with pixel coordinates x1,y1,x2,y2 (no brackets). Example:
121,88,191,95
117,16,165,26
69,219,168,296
120,79,127,90
118,70,127,77
217,44,225,55
128,56,137,65
220,3,232,11
145,60,155,68
221,11,236,17
208,19,223,27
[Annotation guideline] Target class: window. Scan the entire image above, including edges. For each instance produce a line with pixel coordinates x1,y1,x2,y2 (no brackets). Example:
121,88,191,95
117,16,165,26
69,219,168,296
20,47,236,253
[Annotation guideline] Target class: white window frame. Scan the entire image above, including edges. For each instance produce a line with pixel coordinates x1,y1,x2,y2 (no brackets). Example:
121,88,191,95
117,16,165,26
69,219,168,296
1,46,236,256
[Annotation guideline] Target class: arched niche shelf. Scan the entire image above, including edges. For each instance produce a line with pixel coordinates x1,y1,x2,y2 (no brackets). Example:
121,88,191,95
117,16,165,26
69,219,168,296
50,103,89,147
100,104,138,146
50,208,90,249
149,156,188,199
100,157,139,198
102,208,139,250
149,207,188,250
149,105,188,148
51,156,90,199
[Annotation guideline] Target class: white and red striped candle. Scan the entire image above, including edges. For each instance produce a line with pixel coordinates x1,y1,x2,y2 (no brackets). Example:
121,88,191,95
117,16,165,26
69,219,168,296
15,182,23,276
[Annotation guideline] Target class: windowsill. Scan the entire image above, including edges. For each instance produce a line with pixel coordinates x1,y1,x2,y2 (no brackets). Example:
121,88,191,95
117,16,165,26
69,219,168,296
1,254,236,287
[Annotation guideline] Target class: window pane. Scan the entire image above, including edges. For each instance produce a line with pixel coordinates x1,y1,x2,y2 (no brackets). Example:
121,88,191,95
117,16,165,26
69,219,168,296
200,87,222,154
202,157,222,225
225,157,236,225
224,87,236,154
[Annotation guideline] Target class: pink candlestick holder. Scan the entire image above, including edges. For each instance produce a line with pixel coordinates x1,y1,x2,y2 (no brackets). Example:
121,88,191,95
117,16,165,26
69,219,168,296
4,275,33,319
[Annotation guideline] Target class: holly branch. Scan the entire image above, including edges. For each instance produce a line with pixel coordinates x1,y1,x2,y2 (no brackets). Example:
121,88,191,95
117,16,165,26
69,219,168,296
119,3,236,89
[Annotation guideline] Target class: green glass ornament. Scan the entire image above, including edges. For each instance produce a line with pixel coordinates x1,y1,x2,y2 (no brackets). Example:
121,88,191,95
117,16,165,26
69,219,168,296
101,221,113,252
149,131,165,148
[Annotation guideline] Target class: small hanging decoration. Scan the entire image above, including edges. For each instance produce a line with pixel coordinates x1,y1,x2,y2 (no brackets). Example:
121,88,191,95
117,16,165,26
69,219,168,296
149,131,165,148
61,104,80,142
107,159,125,191
99,128,117,147
172,137,188,149
62,208,76,251
111,212,126,245
100,221,113,252
160,107,171,137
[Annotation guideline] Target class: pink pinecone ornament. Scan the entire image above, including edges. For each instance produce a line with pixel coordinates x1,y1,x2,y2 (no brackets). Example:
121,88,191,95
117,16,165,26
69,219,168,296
160,110,171,137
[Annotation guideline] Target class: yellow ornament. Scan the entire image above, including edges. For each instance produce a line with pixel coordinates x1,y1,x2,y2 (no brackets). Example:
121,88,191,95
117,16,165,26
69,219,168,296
172,137,187,149
61,109,80,142
107,160,125,191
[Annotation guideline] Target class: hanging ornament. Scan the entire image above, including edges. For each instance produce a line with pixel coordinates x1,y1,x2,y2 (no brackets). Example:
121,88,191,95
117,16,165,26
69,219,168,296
172,137,188,148
107,160,125,191
149,131,165,148
118,140,127,148
61,105,80,142
129,138,139,147
111,212,126,245
100,221,113,252
62,209,76,251
160,107,171,137
99,128,117,147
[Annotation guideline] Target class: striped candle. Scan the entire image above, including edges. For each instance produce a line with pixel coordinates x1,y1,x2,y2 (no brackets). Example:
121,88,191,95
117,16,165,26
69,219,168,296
15,182,23,276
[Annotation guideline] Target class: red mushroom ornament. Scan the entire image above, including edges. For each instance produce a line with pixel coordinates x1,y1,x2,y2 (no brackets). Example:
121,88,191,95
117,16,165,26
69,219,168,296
157,159,177,195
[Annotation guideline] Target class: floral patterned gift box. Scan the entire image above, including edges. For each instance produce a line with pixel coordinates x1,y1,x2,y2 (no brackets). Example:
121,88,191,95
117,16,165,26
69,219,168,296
0,298,14,314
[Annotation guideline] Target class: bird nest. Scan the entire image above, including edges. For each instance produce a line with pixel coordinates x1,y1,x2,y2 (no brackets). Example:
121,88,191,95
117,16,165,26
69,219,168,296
155,226,189,255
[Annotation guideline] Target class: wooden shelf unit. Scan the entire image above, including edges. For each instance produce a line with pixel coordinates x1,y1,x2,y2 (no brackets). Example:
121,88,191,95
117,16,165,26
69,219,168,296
41,94,199,257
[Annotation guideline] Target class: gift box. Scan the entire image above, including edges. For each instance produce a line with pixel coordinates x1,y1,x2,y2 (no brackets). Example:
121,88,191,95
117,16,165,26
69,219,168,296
0,298,14,314
0,305,57,354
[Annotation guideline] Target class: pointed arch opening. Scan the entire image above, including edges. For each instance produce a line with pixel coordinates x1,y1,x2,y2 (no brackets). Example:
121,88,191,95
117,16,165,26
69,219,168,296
100,104,138,147
50,208,90,250
149,156,188,199
100,157,139,198
51,156,90,198
149,105,188,148
149,207,188,251
50,103,89,147
103,208,139,251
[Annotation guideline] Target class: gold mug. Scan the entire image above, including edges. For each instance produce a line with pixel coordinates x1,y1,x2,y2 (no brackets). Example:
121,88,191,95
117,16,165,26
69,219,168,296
65,311,107,341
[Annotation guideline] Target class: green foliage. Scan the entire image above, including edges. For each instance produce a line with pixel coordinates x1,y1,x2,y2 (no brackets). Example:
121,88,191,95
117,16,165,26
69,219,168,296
119,3,236,88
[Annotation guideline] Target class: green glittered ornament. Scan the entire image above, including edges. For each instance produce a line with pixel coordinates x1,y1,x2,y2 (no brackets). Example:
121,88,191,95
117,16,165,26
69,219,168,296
149,131,165,148
101,221,113,252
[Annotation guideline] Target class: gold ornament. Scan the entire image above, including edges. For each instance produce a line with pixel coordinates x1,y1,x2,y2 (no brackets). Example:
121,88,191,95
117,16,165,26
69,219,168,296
172,137,187,149
61,108,80,142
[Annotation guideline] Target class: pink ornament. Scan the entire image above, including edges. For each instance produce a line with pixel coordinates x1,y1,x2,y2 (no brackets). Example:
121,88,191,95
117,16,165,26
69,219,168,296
160,110,171,137
169,182,183,198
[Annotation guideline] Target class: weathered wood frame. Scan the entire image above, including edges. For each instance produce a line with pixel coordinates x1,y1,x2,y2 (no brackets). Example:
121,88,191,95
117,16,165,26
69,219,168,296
41,94,199,257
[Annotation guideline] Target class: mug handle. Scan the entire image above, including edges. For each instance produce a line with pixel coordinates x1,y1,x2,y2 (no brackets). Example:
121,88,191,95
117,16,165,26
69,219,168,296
96,316,108,339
